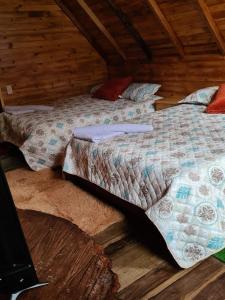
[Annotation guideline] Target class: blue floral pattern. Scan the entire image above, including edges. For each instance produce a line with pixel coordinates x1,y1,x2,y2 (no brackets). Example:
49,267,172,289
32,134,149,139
179,86,218,105
0,94,156,170
63,103,225,268
121,83,161,101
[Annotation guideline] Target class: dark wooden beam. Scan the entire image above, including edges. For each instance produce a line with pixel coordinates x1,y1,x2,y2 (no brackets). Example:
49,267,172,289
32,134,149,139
77,0,126,61
55,0,108,62
147,0,185,57
197,0,225,55
106,0,152,60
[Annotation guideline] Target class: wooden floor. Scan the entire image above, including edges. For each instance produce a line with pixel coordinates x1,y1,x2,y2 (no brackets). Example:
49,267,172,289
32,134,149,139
2,147,225,300
7,203,225,300
94,215,225,300
67,174,225,299
3,210,118,300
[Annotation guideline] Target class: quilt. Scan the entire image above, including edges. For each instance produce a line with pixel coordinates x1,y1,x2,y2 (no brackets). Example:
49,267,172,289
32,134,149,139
0,94,155,170
63,104,225,268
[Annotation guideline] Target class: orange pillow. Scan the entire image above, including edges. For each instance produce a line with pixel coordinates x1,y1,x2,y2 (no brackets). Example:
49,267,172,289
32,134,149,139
206,84,225,113
93,76,133,101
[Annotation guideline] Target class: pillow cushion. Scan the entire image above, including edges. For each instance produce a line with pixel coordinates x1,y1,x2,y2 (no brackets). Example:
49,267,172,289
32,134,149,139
90,83,103,95
179,86,218,105
145,94,163,103
121,83,161,102
206,84,225,113
93,76,133,101
120,94,163,103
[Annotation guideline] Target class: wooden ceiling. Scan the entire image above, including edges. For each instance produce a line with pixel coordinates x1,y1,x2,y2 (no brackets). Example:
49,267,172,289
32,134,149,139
55,0,225,64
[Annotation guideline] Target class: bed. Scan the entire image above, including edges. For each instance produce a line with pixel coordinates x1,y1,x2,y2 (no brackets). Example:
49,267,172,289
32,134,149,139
63,103,225,268
0,94,157,170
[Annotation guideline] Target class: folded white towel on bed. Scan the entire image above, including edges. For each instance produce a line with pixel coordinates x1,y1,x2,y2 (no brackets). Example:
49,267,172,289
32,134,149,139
73,124,153,143
4,105,54,115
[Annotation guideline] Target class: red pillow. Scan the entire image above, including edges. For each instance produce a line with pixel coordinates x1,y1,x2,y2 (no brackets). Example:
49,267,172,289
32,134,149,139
206,84,225,113
93,76,133,101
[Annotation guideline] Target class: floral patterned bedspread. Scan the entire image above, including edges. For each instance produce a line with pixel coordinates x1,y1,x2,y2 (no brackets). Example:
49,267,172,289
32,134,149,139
0,94,155,170
63,104,225,268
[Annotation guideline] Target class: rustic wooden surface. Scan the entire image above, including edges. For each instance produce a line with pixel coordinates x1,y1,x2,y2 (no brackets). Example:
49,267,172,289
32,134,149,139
5,210,119,300
64,173,225,299
106,0,225,98
197,0,225,55
77,0,126,61
93,214,225,300
56,0,225,61
2,164,225,299
72,176,225,300
154,96,180,111
146,0,185,58
5,208,225,300
2,0,225,105
105,0,152,60
0,0,107,105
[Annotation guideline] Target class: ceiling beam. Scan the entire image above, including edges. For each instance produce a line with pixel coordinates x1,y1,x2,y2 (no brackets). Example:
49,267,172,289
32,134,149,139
146,0,185,57
55,0,108,62
197,0,225,55
106,0,152,60
76,0,126,61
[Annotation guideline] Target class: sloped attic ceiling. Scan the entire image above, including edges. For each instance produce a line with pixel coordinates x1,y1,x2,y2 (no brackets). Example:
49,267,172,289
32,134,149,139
55,0,225,64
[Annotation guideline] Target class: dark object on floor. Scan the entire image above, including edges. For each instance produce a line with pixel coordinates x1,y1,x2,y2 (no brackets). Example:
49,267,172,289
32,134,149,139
0,164,40,298
0,143,26,172
18,210,119,299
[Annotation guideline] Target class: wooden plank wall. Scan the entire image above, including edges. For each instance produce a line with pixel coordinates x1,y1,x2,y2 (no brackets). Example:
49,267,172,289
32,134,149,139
0,0,107,105
109,55,225,97
106,0,225,98
2,0,225,104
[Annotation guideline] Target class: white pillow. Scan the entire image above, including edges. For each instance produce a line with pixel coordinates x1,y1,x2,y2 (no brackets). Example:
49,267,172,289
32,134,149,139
121,83,161,102
179,86,219,105
142,94,163,102
121,94,163,103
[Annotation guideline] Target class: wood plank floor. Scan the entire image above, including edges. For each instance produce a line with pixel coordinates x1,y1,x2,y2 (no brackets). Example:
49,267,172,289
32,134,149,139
2,151,225,299
94,215,225,300
4,210,119,300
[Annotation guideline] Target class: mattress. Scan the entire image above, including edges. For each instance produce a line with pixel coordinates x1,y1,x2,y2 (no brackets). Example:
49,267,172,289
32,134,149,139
0,94,156,170
63,104,225,268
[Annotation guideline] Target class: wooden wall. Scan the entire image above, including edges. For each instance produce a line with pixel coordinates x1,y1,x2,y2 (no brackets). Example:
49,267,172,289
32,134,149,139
109,55,225,98
2,0,225,105
0,0,107,105
56,0,225,99
107,0,225,98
